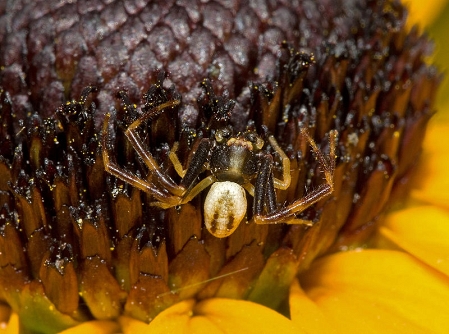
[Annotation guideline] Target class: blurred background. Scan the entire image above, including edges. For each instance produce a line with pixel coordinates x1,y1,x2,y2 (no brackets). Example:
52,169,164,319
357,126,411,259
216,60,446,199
408,0,449,120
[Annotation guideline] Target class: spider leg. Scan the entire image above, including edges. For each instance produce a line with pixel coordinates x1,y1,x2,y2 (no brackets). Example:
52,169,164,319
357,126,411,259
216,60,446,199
179,138,212,190
151,138,213,208
242,183,255,197
182,175,216,204
253,183,332,225
150,175,216,208
268,136,291,190
102,113,182,207
300,128,337,185
253,154,277,216
122,98,186,197
169,142,187,178
265,169,277,213
253,130,337,225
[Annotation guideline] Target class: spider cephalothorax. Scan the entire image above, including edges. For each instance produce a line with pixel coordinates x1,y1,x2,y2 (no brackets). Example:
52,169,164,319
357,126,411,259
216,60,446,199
102,83,337,238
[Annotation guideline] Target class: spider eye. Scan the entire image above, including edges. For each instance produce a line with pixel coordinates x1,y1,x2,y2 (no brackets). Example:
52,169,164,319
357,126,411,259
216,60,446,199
254,137,264,150
215,127,231,143
245,132,264,150
246,133,257,142
215,130,225,143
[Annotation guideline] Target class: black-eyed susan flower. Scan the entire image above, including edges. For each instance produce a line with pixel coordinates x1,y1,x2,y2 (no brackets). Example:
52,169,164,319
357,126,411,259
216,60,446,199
0,0,447,333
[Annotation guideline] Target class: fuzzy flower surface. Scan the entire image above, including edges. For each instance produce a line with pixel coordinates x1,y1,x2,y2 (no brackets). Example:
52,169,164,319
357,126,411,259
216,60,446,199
0,0,448,333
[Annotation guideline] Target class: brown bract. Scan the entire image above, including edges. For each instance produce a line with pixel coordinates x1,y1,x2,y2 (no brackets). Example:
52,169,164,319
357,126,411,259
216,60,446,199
0,0,442,331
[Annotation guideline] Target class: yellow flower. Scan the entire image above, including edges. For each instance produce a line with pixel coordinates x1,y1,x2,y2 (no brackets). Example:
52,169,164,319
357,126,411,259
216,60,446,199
1,1,448,333
122,2,449,333
292,120,449,334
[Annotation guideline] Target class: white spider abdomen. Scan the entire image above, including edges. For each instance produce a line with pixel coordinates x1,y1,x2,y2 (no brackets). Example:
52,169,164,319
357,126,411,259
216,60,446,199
203,181,247,238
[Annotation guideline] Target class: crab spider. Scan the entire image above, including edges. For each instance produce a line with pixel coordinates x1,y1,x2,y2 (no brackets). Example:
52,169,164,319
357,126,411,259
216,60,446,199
102,92,337,238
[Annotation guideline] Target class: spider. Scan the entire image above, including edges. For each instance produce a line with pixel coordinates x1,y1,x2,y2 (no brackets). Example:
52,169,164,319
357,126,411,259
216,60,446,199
102,90,337,238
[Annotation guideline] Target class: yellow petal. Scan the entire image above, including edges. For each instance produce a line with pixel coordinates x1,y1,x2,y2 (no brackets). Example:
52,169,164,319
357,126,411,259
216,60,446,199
138,298,303,334
405,0,449,28
410,123,449,209
300,250,449,333
59,320,120,334
289,279,335,333
379,205,449,276
119,315,154,334
121,300,196,334
192,299,302,334
0,312,17,334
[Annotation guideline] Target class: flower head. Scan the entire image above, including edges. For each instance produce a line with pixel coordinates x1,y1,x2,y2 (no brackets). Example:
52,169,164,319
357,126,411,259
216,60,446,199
0,0,446,332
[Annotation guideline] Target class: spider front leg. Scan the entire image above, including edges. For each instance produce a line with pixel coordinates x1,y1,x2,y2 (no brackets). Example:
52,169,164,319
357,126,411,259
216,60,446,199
102,114,181,206
268,135,291,190
120,96,186,198
253,130,337,225
102,98,185,208
253,154,277,217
